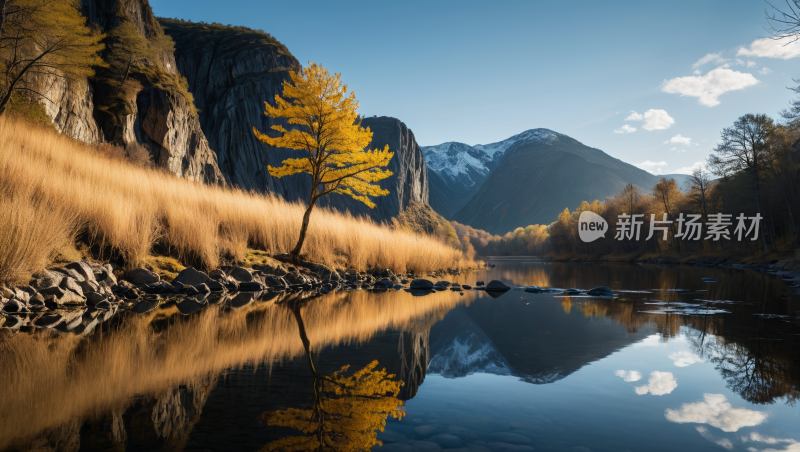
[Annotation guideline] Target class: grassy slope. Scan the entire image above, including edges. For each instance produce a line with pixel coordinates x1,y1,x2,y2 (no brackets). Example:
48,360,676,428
0,117,474,285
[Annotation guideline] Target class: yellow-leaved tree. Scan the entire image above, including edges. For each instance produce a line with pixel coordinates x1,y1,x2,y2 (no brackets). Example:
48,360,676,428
253,62,394,262
261,294,405,452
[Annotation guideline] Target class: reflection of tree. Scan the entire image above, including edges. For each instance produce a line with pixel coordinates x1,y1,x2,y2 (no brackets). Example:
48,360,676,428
709,339,800,406
261,296,406,451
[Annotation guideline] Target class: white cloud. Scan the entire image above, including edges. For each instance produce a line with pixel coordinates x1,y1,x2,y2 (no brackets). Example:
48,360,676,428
697,427,734,450
669,351,704,367
642,109,675,130
635,371,677,395
693,69,702,75
738,37,800,59
665,394,768,432
625,111,643,121
669,134,692,146
615,370,643,382
674,161,706,175
627,109,675,130
614,124,637,134
693,52,725,69
734,58,745,66
759,67,773,75
662,67,760,107
747,60,758,68
637,160,668,174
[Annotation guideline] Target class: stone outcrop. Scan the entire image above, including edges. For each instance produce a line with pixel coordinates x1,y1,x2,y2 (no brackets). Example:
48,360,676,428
30,0,226,185
33,76,103,144
135,87,226,184
163,20,310,200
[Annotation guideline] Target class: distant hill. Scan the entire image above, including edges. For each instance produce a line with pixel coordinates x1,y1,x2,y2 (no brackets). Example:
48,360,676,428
450,129,659,234
422,130,562,218
662,173,692,190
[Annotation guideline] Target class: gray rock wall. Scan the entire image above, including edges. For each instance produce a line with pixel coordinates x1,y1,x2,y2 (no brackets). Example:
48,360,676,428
321,116,430,221
167,29,311,200
31,0,226,185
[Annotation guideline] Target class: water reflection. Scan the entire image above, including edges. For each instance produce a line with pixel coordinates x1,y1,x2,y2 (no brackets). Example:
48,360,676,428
262,294,405,452
0,289,465,450
0,259,797,451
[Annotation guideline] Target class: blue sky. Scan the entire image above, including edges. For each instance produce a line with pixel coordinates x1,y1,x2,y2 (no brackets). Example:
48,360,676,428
151,0,800,175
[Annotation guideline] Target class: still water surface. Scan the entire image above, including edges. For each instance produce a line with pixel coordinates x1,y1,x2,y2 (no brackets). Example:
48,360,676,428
1,258,799,452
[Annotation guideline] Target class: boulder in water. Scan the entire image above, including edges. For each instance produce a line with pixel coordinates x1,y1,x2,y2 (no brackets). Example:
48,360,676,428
486,280,510,291
410,279,434,290
587,286,614,297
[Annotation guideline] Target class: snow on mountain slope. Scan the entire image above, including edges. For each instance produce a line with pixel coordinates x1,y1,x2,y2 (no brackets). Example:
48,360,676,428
421,129,563,218
472,128,561,156
422,141,492,186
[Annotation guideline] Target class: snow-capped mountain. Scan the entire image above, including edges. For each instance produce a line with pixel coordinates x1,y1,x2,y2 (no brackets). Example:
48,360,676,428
428,309,513,379
472,128,561,156
422,141,494,188
422,129,563,218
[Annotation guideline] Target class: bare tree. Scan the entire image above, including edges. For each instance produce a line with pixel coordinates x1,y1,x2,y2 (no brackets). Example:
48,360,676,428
687,168,713,218
619,183,642,214
707,113,776,254
765,0,800,42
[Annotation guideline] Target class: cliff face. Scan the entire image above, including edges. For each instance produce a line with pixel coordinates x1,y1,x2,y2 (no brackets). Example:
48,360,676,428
164,21,429,219
32,0,225,185
161,20,310,200
321,116,430,221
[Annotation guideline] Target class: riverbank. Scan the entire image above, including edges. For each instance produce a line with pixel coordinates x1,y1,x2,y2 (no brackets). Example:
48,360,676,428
0,250,484,333
0,116,476,288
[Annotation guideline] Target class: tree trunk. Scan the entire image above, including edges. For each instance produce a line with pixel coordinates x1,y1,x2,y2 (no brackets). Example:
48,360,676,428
753,174,770,256
290,198,316,263
291,304,319,377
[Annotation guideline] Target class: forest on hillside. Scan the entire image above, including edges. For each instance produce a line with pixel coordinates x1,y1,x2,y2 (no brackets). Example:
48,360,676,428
454,107,800,260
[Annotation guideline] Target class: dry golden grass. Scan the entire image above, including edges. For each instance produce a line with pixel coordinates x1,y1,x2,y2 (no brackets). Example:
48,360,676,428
0,116,473,283
0,289,470,449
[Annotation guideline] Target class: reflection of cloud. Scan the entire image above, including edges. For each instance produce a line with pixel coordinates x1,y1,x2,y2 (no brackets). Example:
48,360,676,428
742,432,800,452
615,370,642,382
697,426,734,450
635,371,677,395
744,432,797,445
665,394,768,432
669,351,704,367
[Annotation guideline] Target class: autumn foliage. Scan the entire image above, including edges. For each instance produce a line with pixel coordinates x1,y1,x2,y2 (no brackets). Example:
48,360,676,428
262,361,405,452
254,63,394,260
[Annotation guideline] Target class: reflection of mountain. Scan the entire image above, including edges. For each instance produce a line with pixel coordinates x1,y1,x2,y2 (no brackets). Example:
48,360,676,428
438,295,656,384
428,308,511,378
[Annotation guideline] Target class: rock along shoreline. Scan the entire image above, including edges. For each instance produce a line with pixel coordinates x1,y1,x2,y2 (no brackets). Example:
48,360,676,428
0,255,488,335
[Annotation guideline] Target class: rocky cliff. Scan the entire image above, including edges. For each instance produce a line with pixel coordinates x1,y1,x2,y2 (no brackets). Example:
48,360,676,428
31,0,226,185
321,116,430,221
162,20,429,219
159,19,310,201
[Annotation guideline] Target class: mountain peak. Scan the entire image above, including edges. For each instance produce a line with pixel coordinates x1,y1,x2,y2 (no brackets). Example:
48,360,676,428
473,128,561,156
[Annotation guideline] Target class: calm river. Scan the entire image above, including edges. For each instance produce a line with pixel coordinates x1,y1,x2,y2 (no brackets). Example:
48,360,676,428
1,258,799,452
